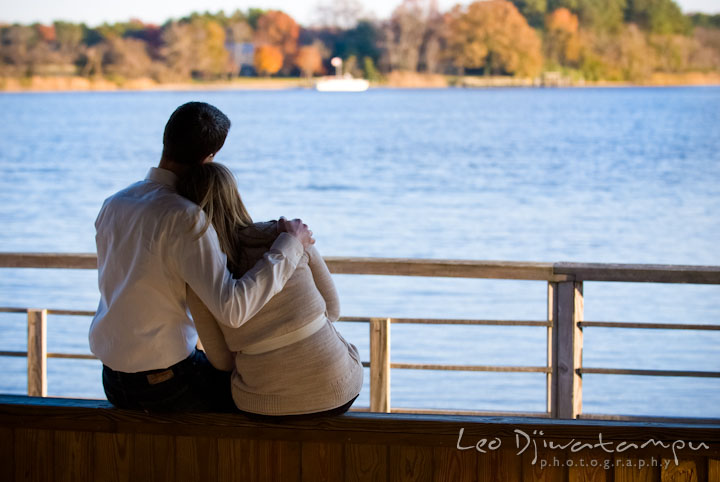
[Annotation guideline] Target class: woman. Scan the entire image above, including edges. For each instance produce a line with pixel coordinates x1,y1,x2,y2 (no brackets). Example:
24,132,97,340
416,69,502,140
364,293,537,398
177,162,363,418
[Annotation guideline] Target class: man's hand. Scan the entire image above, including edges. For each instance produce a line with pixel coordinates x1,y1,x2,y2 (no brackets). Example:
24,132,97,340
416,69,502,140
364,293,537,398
277,217,315,248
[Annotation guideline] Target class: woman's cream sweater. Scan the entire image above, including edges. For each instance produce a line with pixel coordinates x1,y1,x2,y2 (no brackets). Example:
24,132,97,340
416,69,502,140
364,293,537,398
187,222,363,415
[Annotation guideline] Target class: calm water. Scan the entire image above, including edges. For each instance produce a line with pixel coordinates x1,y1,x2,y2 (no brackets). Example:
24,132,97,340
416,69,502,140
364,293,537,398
0,87,719,417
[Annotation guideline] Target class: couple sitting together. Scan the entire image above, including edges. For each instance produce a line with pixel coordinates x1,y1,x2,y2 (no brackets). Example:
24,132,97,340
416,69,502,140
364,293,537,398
88,101,363,419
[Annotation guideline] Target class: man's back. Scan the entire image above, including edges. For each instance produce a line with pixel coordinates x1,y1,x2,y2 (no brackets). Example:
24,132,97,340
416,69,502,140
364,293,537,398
91,168,202,372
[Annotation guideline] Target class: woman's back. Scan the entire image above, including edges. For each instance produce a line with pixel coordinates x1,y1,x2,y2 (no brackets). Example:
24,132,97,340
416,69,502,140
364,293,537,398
188,221,363,416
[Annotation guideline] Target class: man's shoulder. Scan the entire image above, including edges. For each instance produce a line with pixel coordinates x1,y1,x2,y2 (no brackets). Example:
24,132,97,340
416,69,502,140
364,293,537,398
98,180,202,229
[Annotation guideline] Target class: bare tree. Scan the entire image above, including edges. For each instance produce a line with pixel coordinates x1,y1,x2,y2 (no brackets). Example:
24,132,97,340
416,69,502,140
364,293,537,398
312,0,366,29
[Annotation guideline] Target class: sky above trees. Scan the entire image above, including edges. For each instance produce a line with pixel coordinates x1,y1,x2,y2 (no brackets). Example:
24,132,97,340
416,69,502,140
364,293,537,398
3,0,718,27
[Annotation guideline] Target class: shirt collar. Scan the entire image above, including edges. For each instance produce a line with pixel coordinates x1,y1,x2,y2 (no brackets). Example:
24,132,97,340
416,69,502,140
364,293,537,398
146,167,178,188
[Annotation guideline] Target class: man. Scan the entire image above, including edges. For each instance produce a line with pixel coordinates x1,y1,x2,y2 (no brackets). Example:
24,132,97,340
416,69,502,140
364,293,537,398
89,101,313,412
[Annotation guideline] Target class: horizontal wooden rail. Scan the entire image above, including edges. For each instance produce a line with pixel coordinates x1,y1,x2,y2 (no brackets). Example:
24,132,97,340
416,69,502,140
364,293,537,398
555,261,720,284
580,321,720,330
390,363,550,373
581,368,720,378
3,252,720,283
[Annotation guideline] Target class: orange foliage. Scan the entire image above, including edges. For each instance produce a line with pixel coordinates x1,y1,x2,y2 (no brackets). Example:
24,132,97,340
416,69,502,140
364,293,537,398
446,0,542,77
253,44,283,76
294,45,323,78
35,24,56,42
254,10,300,58
546,8,579,34
545,8,581,65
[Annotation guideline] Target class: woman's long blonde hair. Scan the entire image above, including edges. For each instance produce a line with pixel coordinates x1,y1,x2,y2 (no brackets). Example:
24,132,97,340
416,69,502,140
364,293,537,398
177,162,253,274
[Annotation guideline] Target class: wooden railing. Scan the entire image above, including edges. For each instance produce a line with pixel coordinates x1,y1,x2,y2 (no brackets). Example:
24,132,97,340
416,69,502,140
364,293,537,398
1,253,719,421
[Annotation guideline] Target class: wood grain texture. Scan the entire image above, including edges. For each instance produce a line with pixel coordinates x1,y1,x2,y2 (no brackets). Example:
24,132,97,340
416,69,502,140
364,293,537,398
345,443,388,482
217,438,257,482
614,457,659,482
27,309,47,397
94,432,133,482
433,446,477,482
661,459,701,482
567,450,610,482
302,442,344,482
14,428,54,482
390,446,433,482
522,449,567,482
370,317,391,412
708,459,720,482
0,427,13,482
256,440,300,482
477,447,522,482
553,262,720,284
132,433,175,482
55,430,92,482
175,435,218,482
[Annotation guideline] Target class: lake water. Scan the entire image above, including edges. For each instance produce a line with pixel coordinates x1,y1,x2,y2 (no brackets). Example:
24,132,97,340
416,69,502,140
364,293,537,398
0,87,719,417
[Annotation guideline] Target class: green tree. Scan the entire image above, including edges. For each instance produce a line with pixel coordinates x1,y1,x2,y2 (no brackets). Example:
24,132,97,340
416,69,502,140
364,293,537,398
626,0,690,34
510,0,548,28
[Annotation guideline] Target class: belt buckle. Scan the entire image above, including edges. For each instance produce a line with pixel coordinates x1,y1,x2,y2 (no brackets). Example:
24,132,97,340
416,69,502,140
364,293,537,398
146,369,174,385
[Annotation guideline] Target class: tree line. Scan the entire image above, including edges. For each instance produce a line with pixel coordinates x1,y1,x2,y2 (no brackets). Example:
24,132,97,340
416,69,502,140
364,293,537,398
1,0,719,83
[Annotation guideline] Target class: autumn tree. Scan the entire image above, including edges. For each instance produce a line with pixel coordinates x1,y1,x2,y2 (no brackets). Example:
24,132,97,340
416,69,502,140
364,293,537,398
161,18,228,79
548,0,626,32
545,8,581,66
295,44,324,78
254,10,299,71
446,0,543,77
254,44,283,75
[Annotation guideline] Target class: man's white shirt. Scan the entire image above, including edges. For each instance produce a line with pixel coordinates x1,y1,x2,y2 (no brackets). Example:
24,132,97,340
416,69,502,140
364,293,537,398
89,167,303,372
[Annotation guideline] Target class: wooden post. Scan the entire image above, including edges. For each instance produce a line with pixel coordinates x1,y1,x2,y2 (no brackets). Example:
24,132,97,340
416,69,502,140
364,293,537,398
27,309,48,397
547,282,558,417
554,282,583,418
369,317,390,413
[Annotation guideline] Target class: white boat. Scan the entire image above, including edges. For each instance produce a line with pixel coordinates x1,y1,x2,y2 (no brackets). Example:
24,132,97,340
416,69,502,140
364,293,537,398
315,57,369,92
315,75,369,92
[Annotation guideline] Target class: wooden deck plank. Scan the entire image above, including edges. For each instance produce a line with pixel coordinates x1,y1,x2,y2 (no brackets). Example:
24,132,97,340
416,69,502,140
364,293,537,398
614,457,659,482
0,427,13,482
301,442,344,482
477,448,522,482
175,435,218,482
217,438,257,482
522,449,567,482
661,459,701,482
345,443,388,482
55,430,92,482
94,432,133,482
132,433,175,482
14,428,54,482
433,446,477,482
708,459,720,482
257,440,301,482
390,446,433,482
567,450,610,482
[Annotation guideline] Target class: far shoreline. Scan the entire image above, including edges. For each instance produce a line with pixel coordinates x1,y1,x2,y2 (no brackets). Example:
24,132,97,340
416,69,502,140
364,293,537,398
2,71,720,94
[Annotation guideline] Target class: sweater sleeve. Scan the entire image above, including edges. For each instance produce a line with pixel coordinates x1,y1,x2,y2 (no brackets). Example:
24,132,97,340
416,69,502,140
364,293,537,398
307,245,341,322
186,285,235,371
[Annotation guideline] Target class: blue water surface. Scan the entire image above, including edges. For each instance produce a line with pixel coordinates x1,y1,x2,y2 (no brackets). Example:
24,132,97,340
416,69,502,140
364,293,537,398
0,87,718,416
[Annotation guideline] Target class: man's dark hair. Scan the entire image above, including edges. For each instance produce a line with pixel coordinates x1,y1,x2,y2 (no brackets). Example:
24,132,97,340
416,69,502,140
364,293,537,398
162,102,231,165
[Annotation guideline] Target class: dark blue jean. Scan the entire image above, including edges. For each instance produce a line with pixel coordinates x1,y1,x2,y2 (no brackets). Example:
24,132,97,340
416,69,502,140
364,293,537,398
102,349,235,413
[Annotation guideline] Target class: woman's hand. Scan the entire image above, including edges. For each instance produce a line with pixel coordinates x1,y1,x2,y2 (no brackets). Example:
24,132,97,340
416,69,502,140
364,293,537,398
277,217,315,248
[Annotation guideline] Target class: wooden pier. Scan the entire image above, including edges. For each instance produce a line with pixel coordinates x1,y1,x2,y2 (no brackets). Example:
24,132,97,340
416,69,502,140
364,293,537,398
1,253,719,481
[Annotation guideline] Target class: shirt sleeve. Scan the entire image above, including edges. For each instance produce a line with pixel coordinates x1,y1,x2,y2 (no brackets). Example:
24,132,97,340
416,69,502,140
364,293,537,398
307,244,341,322
186,286,234,371
176,210,304,328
